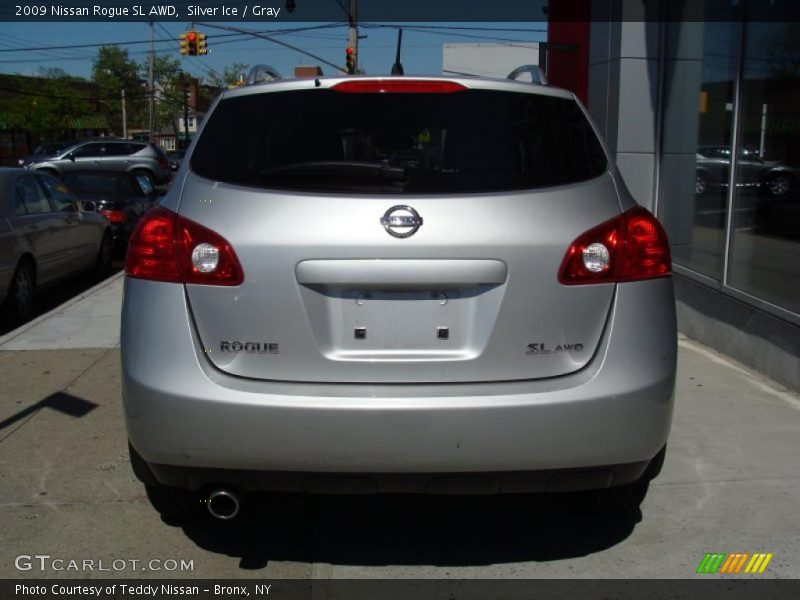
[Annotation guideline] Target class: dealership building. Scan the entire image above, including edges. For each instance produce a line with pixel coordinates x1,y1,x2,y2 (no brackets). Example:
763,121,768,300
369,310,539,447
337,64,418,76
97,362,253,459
542,1,800,390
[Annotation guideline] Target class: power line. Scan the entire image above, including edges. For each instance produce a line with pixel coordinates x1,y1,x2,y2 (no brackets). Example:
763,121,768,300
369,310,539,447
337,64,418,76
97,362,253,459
362,24,543,44
0,85,153,102
154,21,221,82
363,23,547,33
193,22,346,73
0,24,346,54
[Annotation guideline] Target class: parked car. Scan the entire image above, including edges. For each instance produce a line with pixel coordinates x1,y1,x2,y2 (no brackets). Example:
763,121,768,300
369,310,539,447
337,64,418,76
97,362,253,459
123,76,677,521
166,150,185,172
695,146,798,197
0,168,112,321
62,171,160,257
24,139,172,186
17,141,74,167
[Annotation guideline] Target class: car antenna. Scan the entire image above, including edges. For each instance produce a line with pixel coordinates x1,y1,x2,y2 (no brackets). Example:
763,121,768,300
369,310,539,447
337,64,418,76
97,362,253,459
391,29,404,75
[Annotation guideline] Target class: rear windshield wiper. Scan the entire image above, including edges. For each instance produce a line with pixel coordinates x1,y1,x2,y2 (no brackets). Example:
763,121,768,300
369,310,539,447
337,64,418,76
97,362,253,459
259,161,407,182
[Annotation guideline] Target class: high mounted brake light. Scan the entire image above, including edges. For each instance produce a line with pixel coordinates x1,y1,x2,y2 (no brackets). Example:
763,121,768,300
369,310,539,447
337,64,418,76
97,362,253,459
331,80,467,94
558,206,671,285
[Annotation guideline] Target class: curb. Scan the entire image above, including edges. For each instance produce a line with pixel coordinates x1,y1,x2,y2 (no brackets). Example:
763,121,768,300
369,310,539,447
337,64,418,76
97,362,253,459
0,271,124,349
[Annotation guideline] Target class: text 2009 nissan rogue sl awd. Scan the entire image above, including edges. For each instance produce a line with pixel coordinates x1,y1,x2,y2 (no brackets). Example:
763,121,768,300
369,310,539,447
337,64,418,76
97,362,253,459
121,76,676,520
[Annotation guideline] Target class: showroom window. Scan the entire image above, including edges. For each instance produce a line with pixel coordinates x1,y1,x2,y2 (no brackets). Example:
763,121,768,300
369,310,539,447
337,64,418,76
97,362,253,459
658,5,800,322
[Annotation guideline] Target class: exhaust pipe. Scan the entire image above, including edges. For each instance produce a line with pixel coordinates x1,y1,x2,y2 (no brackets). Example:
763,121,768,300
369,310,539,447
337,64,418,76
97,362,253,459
207,489,240,520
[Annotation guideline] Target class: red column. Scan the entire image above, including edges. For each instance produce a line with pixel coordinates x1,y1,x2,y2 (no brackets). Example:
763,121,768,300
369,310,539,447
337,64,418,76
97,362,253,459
546,0,591,104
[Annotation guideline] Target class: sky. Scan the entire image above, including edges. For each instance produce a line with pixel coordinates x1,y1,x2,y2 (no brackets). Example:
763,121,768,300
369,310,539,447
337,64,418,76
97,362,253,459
0,21,548,81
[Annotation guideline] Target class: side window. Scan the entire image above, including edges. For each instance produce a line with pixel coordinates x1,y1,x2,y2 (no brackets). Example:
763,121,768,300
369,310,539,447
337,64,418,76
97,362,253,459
104,143,131,157
72,143,104,158
129,143,147,154
39,175,77,212
14,188,28,216
15,176,53,215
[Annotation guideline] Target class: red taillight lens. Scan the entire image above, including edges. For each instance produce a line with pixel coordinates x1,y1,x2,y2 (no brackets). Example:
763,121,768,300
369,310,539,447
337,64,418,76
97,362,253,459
99,209,127,223
331,80,467,94
125,206,243,286
558,206,671,285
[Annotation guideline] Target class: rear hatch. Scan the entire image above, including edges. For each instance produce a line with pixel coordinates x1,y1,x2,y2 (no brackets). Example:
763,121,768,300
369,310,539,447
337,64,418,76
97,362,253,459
179,79,618,384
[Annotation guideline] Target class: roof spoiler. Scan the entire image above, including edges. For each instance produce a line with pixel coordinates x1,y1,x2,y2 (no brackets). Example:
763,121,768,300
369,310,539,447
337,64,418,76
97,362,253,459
246,65,282,85
506,65,547,85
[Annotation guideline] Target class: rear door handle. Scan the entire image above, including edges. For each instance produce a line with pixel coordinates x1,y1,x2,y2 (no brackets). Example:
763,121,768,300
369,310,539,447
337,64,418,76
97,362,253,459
296,259,508,289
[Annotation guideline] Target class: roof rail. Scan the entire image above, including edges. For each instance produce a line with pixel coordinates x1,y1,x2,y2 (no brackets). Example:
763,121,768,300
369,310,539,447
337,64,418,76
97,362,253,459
506,65,547,85
246,65,282,85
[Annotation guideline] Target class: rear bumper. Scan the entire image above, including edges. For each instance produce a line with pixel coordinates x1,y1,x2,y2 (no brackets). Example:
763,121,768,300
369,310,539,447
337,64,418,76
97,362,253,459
143,454,655,494
122,277,677,488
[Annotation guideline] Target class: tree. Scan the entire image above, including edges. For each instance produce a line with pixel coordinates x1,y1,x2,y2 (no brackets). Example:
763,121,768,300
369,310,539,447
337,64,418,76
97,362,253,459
37,67,86,81
198,62,250,109
145,54,185,133
92,45,146,134
206,62,250,90
0,74,92,140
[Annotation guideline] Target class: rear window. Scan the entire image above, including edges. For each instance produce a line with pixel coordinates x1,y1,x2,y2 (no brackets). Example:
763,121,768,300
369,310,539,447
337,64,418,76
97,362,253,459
191,88,607,194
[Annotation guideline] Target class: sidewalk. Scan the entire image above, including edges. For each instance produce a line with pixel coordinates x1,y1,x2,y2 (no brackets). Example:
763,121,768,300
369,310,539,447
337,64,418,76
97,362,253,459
0,272,123,351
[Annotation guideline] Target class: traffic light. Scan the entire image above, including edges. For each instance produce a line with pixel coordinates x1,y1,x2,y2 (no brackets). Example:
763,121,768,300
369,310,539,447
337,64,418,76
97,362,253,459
179,32,190,55
196,32,207,55
180,30,198,56
345,46,355,74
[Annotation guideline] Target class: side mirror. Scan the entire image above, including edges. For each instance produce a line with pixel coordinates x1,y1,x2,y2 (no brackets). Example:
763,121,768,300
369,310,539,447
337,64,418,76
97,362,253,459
81,200,96,212
67,153,76,162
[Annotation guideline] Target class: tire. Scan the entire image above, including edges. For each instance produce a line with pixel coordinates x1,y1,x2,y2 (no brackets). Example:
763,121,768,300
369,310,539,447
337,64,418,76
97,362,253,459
767,173,792,197
95,232,113,276
128,443,204,520
695,173,709,196
4,259,36,321
586,477,651,516
145,484,205,520
574,445,666,516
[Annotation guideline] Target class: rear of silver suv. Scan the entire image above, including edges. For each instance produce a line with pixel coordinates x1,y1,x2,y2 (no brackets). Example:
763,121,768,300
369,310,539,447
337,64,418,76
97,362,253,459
122,77,676,519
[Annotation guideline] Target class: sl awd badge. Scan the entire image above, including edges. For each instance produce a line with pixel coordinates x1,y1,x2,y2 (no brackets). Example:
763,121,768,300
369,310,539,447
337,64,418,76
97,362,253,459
381,205,423,238
527,342,584,356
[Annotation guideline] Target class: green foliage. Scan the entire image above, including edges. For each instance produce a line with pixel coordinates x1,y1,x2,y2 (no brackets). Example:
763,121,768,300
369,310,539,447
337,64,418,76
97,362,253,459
92,45,146,133
37,67,87,82
0,74,93,139
146,54,185,133
207,63,250,90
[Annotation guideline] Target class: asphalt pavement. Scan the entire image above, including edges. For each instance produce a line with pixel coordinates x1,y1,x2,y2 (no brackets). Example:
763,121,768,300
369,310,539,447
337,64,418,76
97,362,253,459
0,274,798,578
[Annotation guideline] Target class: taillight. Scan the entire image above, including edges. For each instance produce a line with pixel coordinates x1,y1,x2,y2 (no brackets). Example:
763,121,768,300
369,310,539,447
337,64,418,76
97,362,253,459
99,209,127,223
125,206,243,286
331,79,467,94
558,206,671,285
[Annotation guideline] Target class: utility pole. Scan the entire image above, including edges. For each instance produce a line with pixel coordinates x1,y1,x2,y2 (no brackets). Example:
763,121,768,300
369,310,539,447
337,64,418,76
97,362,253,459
148,20,154,143
348,0,358,74
121,89,127,139
182,72,190,151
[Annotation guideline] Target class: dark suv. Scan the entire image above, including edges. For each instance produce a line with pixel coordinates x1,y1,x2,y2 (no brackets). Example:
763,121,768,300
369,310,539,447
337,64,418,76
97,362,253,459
23,139,171,186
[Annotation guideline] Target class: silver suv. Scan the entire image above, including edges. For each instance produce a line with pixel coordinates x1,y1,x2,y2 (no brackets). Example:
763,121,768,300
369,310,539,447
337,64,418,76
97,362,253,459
24,139,171,185
122,77,677,520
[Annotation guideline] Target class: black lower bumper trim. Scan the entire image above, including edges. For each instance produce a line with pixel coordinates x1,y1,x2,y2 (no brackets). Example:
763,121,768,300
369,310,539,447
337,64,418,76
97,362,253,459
135,453,655,495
